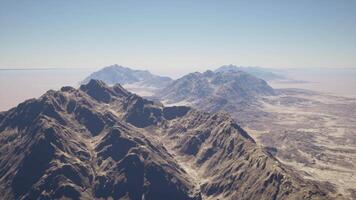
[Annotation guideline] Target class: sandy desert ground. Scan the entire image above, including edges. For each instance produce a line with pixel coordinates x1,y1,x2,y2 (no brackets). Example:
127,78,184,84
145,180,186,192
243,89,356,199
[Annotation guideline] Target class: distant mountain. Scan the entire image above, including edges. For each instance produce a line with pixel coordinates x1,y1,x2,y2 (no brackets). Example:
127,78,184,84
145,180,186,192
157,70,276,124
0,79,338,199
82,64,173,88
215,65,285,81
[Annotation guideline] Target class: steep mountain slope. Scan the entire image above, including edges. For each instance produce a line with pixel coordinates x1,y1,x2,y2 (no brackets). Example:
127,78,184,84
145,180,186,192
0,80,341,200
0,80,198,200
82,64,172,89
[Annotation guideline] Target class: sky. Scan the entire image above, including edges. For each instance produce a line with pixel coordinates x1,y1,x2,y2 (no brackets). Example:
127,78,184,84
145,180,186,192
0,0,355,76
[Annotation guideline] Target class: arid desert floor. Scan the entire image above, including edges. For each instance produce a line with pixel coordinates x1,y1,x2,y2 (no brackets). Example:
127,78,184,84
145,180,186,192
244,89,356,199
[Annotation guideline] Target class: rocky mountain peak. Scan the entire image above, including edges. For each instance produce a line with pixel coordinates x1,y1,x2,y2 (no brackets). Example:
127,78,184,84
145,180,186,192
80,79,130,103
83,79,108,89
0,82,342,200
80,79,113,103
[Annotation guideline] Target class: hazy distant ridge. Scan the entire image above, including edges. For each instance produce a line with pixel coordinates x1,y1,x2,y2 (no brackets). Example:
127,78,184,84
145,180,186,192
82,64,172,88
215,64,285,81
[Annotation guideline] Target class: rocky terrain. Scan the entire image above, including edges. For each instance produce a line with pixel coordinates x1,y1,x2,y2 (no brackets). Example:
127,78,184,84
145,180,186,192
83,66,356,198
157,70,276,121
0,80,340,200
154,69,356,199
244,89,356,199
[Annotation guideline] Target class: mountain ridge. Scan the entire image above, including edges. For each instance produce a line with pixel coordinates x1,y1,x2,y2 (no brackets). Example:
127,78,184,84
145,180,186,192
0,79,342,199
215,64,285,81
156,70,276,126
82,65,172,89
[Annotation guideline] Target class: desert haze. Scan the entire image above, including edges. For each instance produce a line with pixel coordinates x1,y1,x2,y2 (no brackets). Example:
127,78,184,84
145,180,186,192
1,65,355,199
1,1,356,199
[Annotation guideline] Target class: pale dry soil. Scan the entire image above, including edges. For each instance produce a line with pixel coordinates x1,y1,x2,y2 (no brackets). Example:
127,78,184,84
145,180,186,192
245,90,356,199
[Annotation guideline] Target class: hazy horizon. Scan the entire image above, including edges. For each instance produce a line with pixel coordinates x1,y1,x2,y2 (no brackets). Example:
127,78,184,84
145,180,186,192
1,1,356,198
1,0,356,73
1,66,356,111
1,65,356,79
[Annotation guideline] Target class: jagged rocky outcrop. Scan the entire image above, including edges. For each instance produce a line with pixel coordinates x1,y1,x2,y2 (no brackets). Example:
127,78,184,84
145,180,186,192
0,80,342,199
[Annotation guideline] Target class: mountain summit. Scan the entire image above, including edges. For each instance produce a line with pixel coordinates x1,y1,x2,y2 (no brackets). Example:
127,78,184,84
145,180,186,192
0,80,340,199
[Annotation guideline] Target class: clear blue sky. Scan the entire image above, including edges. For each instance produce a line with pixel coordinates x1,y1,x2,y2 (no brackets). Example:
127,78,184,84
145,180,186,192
0,0,355,75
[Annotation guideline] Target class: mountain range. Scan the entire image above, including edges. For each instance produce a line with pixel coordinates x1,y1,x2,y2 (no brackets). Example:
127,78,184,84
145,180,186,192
81,65,288,128
159,70,275,104
0,79,340,200
82,65,279,124
215,65,285,81
82,64,284,90
83,64,172,89
156,70,276,126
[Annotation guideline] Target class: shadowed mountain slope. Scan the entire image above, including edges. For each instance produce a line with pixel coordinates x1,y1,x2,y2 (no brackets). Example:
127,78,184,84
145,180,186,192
0,80,342,200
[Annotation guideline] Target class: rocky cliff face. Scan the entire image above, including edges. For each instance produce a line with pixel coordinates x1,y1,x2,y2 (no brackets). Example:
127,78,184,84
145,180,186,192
0,80,341,200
